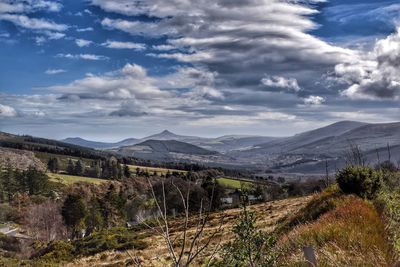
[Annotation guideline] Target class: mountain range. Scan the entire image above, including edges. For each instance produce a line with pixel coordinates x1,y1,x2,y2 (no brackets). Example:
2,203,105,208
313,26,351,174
59,120,400,174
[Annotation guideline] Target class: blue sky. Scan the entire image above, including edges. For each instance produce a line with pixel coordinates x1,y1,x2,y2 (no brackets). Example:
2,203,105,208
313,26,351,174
0,0,399,141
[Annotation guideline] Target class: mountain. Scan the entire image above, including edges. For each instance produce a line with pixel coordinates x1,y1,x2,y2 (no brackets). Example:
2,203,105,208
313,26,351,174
62,130,276,153
62,137,139,149
114,139,219,162
229,121,400,173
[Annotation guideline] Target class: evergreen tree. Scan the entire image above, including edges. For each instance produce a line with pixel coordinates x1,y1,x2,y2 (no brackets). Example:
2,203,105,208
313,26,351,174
62,194,87,238
74,160,84,176
67,159,75,175
47,158,59,173
24,167,49,195
123,164,131,178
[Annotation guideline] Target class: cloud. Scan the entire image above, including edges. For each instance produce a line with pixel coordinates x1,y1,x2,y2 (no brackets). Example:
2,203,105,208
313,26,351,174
76,27,93,32
75,39,93,47
95,0,354,97
102,40,146,50
335,27,400,100
56,53,109,61
0,0,62,14
261,75,301,92
303,95,326,105
0,104,17,117
109,99,147,117
45,69,66,75
49,63,169,100
0,14,67,31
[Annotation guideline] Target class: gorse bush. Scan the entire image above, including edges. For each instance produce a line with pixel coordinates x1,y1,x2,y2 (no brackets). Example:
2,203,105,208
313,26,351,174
336,165,383,199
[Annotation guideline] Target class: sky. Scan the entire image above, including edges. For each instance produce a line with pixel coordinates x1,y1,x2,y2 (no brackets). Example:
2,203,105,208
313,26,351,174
0,0,399,141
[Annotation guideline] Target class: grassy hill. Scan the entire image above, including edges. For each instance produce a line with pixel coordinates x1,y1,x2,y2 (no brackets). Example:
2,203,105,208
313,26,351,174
47,173,108,185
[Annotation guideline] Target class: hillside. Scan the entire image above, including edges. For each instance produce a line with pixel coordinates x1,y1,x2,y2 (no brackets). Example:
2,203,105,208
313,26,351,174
62,137,139,149
114,139,220,162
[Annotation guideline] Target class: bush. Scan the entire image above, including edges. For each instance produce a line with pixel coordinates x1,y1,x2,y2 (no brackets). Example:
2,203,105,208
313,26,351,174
40,240,75,262
336,165,383,199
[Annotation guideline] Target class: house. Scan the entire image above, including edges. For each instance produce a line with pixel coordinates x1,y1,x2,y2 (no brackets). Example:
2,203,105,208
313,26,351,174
220,190,241,207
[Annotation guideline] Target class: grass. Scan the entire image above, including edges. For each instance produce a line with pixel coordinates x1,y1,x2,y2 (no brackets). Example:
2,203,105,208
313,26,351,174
128,164,187,176
47,172,107,185
35,152,95,170
276,194,394,266
216,177,252,189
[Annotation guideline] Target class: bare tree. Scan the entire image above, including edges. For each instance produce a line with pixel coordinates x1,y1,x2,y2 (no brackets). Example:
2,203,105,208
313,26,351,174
345,143,365,167
24,200,67,242
145,177,224,266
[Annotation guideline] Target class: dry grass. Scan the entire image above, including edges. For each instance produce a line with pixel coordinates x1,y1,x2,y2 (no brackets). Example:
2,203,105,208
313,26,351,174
66,196,311,267
276,195,394,267
128,164,187,176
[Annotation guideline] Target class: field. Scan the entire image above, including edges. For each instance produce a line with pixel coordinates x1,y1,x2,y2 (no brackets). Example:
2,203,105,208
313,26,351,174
216,177,253,189
66,195,312,267
35,152,95,170
47,172,107,185
128,164,187,176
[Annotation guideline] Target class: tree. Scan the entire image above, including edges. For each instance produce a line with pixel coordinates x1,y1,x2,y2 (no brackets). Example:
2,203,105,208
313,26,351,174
24,200,67,242
61,194,87,239
74,160,84,176
146,177,224,266
67,159,75,175
47,158,59,173
222,199,276,266
123,164,131,178
85,198,104,235
23,167,49,195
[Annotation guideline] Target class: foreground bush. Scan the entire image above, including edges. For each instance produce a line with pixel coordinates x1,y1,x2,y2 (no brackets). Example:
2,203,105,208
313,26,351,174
336,165,383,199
277,196,394,266
376,189,400,256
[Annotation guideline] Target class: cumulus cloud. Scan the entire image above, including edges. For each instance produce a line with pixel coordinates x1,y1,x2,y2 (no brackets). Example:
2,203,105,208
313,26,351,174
109,99,147,117
261,75,301,92
335,27,400,100
102,40,146,50
49,63,169,100
45,69,66,75
0,104,17,117
56,53,109,61
75,39,92,47
303,95,326,105
0,0,62,14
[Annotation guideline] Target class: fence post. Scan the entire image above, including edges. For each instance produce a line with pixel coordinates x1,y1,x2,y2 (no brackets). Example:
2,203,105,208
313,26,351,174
303,246,317,267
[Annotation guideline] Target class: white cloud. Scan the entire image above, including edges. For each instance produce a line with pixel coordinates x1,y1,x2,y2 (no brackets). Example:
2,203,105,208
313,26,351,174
102,40,146,50
56,53,109,61
152,44,176,51
0,14,67,31
335,27,400,100
75,39,93,47
261,76,301,92
76,27,93,32
45,69,66,75
0,104,17,117
0,0,62,14
303,95,326,105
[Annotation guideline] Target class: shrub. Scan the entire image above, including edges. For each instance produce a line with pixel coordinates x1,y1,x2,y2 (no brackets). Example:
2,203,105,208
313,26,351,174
277,196,393,266
336,165,383,199
40,240,75,262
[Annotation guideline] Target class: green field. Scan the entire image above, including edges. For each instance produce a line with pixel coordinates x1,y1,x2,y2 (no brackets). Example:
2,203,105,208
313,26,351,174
47,172,107,185
35,152,95,170
128,165,187,176
216,177,253,189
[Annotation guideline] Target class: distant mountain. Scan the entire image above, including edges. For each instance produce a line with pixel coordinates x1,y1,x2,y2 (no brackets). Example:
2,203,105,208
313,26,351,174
114,139,219,162
62,137,139,149
58,120,400,174
62,130,275,153
229,121,400,173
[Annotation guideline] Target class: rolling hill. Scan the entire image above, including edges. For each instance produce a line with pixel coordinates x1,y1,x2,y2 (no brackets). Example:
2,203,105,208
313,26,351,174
114,139,219,162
